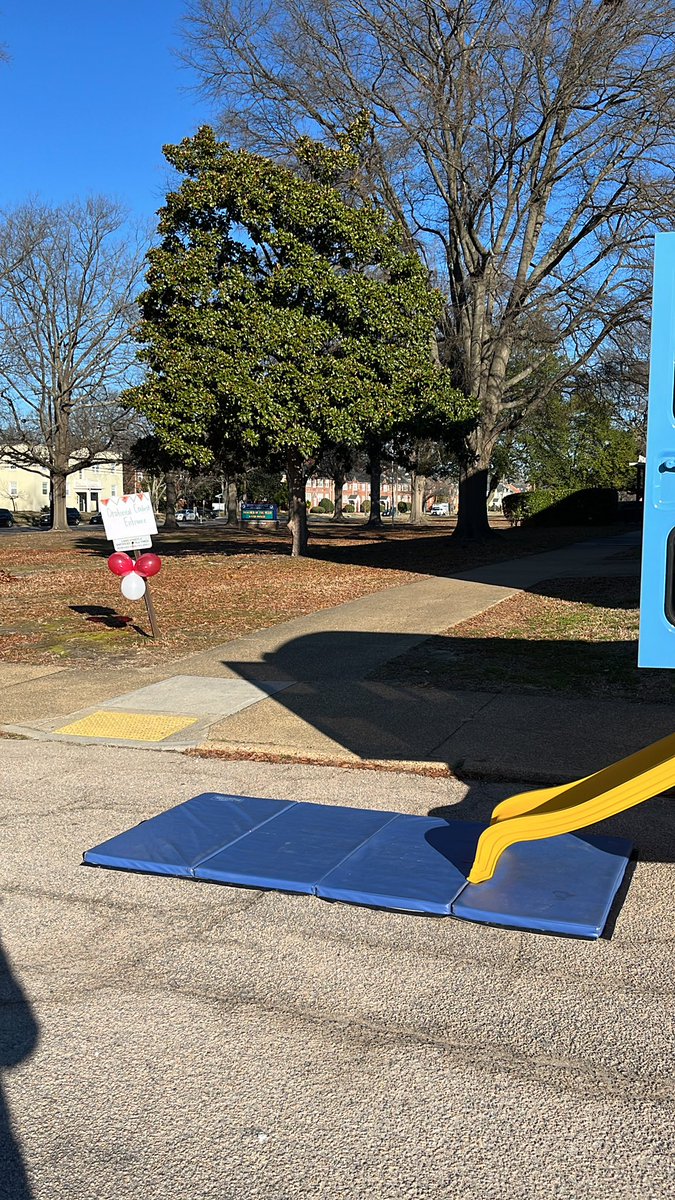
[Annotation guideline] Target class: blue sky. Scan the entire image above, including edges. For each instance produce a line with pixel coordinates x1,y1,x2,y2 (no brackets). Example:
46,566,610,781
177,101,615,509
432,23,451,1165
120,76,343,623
0,1,212,226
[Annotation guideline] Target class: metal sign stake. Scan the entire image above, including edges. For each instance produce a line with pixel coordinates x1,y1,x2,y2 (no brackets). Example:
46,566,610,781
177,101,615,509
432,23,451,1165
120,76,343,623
133,550,160,639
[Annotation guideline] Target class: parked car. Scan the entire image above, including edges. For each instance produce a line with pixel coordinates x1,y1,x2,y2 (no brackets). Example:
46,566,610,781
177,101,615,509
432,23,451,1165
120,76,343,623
0,508,15,527
429,502,451,517
89,511,104,524
39,508,82,527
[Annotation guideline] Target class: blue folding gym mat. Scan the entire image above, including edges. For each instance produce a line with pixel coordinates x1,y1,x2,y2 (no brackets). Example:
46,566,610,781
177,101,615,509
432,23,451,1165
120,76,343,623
452,831,632,938
316,814,480,914
83,794,633,937
82,793,295,876
195,801,395,894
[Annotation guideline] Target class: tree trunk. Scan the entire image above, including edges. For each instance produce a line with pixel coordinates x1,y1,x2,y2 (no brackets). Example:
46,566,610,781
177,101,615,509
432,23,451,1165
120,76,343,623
455,460,493,539
332,472,345,520
409,474,428,524
286,451,308,557
51,470,68,532
164,472,178,529
366,443,383,527
486,472,502,512
226,479,239,525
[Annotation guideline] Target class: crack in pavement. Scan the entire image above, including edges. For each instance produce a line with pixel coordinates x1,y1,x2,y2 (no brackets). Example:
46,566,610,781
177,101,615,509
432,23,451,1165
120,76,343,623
11,976,672,1103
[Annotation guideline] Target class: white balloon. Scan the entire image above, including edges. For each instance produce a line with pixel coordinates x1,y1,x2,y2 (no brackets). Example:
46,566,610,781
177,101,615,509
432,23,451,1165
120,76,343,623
120,571,146,601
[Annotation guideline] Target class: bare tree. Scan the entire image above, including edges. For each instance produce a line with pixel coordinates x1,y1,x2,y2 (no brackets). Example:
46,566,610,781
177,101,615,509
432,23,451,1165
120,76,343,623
592,324,650,452
183,0,675,535
404,439,458,524
0,198,145,529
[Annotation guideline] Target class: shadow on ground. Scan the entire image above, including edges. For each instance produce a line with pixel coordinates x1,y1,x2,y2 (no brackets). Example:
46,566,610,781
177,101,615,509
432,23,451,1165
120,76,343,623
220,627,675,864
517,574,640,610
372,631,662,701
69,606,147,636
71,519,641,594
0,934,38,1198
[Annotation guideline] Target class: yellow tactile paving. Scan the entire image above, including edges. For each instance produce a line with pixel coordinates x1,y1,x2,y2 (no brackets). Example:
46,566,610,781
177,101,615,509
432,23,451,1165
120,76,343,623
54,711,199,742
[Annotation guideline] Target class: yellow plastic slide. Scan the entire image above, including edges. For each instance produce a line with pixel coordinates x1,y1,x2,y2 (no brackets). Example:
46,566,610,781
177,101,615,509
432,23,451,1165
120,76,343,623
467,730,675,884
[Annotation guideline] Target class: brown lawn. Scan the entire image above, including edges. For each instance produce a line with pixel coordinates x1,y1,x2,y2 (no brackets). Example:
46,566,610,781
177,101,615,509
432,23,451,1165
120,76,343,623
0,517,636,667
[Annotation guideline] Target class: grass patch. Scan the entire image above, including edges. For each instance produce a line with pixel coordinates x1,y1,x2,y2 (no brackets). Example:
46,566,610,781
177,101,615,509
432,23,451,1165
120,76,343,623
373,574,674,704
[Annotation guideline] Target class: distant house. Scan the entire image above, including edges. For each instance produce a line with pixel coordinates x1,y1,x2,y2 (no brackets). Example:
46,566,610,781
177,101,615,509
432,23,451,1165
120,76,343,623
489,481,523,512
0,449,125,515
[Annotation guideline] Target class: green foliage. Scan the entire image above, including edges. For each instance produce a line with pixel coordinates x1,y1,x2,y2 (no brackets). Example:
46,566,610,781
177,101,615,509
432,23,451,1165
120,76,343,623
130,433,182,475
504,487,619,527
525,489,563,518
501,493,527,526
343,502,356,513
526,487,619,526
245,468,287,506
397,500,409,513
125,126,475,474
513,389,637,493
318,497,334,512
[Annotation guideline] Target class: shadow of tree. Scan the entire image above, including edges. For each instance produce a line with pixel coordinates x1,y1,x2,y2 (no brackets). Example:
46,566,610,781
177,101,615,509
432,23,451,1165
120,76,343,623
374,632,666,702
0,936,38,1198
70,520,642,593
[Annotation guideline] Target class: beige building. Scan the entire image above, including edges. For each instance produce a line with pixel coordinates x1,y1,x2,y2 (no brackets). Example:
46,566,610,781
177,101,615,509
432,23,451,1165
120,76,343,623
0,452,125,515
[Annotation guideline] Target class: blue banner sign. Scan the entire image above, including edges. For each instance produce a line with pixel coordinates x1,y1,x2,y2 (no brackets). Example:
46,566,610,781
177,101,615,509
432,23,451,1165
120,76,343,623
241,503,278,521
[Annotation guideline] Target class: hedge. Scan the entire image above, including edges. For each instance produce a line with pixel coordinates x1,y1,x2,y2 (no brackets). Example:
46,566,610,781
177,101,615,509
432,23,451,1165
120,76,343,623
503,487,619,527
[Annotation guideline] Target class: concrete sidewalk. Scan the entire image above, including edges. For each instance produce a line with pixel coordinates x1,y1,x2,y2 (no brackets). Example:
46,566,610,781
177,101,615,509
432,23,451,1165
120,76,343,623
3,528,665,781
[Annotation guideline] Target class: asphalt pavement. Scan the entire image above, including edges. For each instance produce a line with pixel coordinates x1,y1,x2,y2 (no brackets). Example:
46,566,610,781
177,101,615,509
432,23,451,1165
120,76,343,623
1,741,674,1200
1,527,673,1198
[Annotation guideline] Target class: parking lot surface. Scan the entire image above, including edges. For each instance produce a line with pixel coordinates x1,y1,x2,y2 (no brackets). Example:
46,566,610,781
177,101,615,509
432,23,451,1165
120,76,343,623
1,741,673,1200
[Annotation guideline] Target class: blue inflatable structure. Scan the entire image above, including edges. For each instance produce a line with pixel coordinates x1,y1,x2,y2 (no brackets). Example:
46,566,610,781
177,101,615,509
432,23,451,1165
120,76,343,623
640,231,675,665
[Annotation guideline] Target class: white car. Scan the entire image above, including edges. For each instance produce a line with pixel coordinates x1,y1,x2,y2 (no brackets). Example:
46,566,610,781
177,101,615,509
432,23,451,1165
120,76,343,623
429,502,450,516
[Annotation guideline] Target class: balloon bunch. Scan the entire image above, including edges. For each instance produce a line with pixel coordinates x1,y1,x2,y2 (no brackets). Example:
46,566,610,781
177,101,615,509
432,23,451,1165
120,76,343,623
107,551,162,600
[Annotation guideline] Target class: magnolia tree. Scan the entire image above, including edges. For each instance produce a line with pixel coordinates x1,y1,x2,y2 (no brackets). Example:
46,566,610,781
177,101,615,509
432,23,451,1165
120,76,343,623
127,127,474,555
183,0,675,535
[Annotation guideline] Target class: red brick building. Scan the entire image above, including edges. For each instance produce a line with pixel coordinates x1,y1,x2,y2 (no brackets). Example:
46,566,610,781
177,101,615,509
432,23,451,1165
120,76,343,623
306,472,413,512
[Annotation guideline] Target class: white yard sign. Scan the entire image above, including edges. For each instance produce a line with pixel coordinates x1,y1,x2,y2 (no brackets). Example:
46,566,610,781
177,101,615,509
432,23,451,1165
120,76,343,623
100,493,158,552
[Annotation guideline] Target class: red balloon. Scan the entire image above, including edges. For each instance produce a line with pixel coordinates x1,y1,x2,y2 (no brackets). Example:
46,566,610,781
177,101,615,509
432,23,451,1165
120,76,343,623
107,552,135,577
134,553,162,579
